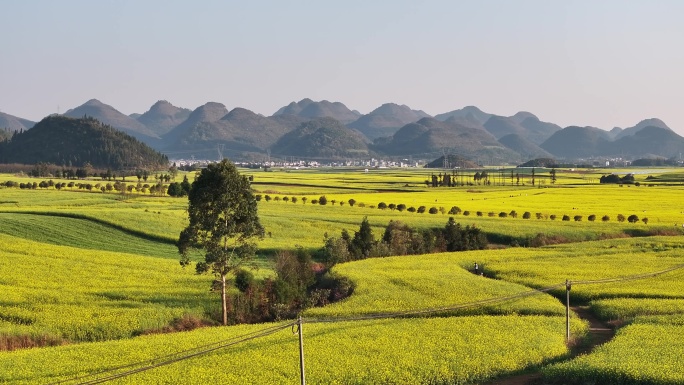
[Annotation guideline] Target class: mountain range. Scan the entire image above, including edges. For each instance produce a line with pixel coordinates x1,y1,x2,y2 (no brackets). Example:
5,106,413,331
2,98,683,164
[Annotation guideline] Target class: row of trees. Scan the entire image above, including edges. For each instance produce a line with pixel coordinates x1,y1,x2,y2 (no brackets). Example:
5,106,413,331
321,217,488,265
252,194,650,224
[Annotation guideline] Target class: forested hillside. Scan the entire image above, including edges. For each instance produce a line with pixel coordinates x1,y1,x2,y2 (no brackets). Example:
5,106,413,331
0,115,168,169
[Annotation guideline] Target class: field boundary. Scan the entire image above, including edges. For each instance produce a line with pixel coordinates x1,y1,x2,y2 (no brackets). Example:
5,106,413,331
49,263,684,385
0,210,177,245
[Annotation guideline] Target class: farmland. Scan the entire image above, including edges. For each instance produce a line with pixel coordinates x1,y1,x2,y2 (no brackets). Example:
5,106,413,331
0,166,684,384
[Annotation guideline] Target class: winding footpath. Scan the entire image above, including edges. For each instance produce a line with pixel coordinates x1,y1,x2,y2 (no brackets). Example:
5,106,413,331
482,306,615,385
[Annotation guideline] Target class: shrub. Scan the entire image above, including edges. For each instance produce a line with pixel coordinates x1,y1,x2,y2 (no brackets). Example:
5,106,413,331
448,206,462,215
522,212,531,219
378,202,387,210
488,212,496,217
388,203,396,211
498,212,508,218
417,206,426,213
509,210,518,218
602,215,610,222
562,215,570,221
397,204,406,212
439,207,446,214
476,211,483,217
536,213,543,220
617,214,626,222
573,215,582,222
407,206,416,213
348,198,356,207
550,214,557,220
429,207,439,214
642,217,649,224
311,199,318,204
318,196,327,205
463,211,470,216
588,214,596,222
628,214,639,223
234,269,255,293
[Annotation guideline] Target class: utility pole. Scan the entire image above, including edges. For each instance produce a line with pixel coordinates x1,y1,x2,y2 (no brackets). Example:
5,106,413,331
565,280,571,341
297,316,306,385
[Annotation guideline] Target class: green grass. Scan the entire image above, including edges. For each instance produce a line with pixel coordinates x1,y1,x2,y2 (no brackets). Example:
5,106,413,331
0,212,178,258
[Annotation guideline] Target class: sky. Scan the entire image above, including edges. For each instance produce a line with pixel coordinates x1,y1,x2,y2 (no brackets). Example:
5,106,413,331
2,0,683,134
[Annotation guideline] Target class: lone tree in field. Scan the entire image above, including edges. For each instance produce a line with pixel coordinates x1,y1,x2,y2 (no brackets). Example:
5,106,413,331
178,160,264,326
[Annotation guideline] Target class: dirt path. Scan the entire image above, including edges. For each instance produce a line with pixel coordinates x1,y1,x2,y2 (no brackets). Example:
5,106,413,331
481,306,615,385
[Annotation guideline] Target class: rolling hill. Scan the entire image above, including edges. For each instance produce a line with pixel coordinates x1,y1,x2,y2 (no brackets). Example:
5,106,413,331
434,106,493,125
273,99,361,124
0,112,35,132
0,115,168,169
136,100,192,137
162,106,303,160
613,118,671,140
348,103,431,140
373,117,518,163
540,126,612,158
498,133,554,159
271,117,369,159
610,126,684,158
64,99,160,144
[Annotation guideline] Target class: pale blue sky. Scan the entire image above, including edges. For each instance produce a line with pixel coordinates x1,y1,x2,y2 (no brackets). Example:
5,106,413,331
2,0,683,134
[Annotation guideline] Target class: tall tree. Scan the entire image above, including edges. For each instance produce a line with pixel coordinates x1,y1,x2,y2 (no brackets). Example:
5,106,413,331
178,160,264,325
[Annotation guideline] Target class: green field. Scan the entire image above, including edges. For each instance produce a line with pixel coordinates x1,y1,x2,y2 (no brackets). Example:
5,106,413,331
1,167,684,384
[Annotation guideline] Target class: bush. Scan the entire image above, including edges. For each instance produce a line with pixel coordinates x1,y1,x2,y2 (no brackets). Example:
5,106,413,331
522,212,531,219
488,212,496,217
429,207,439,214
397,204,406,212
407,207,416,213
378,202,387,210
550,214,556,220
602,215,610,222
448,206,462,215
642,217,649,224
509,210,518,218
562,215,570,221
536,213,544,220
628,214,639,223
417,206,426,213
348,199,356,207
463,211,470,216
588,215,596,222
498,212,508,218
234,269,255,293
617,214,626,222
573,215,582,222
476,211,483,217
318,196,327,205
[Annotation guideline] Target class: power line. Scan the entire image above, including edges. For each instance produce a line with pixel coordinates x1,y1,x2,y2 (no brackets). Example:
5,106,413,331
51,322,296,385
52,263,684,384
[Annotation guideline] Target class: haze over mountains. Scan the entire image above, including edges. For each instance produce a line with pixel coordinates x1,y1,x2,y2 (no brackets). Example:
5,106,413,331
2,98,683,164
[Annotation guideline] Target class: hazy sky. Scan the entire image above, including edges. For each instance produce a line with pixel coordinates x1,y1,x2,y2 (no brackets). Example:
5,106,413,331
2,0,683,134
